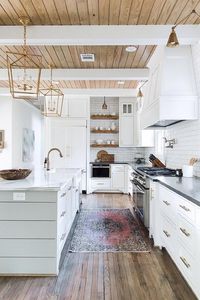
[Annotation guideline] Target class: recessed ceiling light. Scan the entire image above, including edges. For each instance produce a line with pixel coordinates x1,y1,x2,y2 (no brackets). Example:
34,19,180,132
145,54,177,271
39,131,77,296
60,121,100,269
118,81,125,85
52,80,59,85
125,46,137,52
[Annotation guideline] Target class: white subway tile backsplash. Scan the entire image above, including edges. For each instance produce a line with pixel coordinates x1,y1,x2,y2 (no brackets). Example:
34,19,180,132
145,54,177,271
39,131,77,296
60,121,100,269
90,97,145,162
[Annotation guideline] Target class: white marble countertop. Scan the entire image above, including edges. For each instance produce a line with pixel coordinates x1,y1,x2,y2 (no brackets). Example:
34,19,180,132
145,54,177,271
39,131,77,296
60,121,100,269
0,168,82,191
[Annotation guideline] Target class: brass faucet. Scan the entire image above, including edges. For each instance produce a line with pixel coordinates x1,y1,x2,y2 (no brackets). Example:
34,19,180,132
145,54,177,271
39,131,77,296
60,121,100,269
44,148,63,171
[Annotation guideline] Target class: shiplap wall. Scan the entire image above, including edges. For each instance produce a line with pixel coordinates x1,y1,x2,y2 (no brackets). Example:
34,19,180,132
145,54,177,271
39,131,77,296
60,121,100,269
90,97,145,162
147,44,200,176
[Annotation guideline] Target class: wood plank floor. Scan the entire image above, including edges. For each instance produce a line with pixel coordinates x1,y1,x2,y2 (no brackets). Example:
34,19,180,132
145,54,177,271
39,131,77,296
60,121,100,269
0,194,197,300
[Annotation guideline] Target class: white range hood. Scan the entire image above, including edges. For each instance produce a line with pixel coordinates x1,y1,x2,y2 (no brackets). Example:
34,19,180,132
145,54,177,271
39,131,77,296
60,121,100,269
141,46,198,129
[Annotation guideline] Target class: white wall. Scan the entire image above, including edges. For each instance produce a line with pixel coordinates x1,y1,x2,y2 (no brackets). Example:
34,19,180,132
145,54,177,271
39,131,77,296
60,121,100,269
0,96,43,170
0,97,12,169
145,44,200,176
12,100,44,169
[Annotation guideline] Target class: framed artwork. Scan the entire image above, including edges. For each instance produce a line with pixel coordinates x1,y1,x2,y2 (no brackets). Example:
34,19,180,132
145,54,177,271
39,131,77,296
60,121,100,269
0,130,4,149
22,128,35,162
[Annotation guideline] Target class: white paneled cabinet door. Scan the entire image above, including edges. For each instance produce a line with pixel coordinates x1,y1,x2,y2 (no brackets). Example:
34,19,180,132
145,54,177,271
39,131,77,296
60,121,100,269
119,117,134,147
63,97,89,118
111,165,125,192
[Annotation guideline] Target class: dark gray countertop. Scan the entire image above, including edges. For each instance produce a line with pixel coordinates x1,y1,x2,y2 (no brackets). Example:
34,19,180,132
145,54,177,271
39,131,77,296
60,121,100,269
135,167,200,207
153,176,200,207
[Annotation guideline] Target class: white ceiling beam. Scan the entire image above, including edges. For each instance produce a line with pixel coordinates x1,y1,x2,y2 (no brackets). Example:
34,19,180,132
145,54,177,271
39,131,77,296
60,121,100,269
0,68,149,80
0,25,199,45
0,88,137,97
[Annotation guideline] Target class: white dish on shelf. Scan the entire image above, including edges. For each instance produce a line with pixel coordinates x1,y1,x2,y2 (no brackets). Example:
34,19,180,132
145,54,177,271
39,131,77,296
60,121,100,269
96,139,103,144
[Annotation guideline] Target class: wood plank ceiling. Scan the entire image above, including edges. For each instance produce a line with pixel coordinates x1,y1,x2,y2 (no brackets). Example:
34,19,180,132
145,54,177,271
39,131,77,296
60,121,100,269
0,0,200,89
0,0,199,25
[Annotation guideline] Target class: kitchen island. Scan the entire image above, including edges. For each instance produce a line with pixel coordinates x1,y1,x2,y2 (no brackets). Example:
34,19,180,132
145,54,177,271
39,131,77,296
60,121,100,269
0,168,82,276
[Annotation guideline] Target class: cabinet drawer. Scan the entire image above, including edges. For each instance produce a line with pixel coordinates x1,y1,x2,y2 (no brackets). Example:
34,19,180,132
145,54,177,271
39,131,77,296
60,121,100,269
0,221,56,238
0,203,56,220
178,215,195,255
195,206,200,228
178,197,195,223
58,193,67,219
160,215,177,257
111,165,125,172
178,246,195,283
0,191,57,202
159,186,177,222
0,239,56,257
91,179,111,189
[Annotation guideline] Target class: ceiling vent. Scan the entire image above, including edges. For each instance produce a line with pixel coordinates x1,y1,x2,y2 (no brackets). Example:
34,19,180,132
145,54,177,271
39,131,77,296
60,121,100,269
80,53,95,62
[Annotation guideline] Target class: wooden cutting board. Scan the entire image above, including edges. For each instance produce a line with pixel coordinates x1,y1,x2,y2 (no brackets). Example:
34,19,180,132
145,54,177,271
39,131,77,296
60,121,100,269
97,150,108,160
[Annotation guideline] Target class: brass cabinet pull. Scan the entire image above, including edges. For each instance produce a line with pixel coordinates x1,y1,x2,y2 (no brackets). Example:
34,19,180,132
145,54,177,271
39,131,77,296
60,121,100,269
180,256,190,268
163,230,170,237
180,227,190,237
163,200,170,206
179,204,190,212
61,192,66,198
60,211,66,217
60,233,66,241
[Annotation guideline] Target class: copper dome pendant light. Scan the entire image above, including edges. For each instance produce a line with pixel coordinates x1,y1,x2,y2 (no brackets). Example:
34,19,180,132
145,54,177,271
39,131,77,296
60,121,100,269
137,80,148,99
40,66,64,117
102,97,107,110
6,17,42,100
167,9,200,47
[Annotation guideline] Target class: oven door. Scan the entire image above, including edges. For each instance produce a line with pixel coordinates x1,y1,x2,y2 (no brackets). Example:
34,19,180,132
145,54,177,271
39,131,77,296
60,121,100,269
131,179,149,228
92,165,110,178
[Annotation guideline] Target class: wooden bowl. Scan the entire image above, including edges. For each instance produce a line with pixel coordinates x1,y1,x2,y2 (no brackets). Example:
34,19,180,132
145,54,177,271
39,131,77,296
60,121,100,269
0,169,32,180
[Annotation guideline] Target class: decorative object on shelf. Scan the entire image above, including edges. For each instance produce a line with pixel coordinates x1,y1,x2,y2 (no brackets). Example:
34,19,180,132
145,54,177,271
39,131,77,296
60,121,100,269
0,169,32,180
40,66,64,117
91,128,118,134
111,122,116,131
163,137,176,149
102,97,107,110
91,114,118,120
166,9,200,47
96,139,103,144
0,130,5,149
6,17,42,100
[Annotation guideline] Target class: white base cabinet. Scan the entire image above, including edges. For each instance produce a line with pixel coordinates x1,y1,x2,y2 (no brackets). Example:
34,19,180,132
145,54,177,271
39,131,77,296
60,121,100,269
152,184,200,299
90,164,129,193
0,176,81,276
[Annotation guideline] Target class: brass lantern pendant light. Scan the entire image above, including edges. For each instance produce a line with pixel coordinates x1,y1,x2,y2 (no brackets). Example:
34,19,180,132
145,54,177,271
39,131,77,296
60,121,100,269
40,66,64,117
167,9,200,47
102,97,107,109
6,17,42,100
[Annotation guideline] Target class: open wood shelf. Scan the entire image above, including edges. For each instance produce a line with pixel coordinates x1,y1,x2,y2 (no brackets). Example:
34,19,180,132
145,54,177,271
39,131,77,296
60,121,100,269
91,115,119,120
91,129,118,134
91,144,119,148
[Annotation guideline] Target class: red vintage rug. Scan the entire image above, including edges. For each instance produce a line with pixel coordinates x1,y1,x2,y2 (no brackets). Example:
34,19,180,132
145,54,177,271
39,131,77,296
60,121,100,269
69,209,151,252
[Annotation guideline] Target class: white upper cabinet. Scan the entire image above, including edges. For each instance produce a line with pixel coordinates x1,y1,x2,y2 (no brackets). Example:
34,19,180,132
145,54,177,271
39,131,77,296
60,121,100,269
119,98,135,147
141,46,198,129
62,96,89,119
119,98,154,147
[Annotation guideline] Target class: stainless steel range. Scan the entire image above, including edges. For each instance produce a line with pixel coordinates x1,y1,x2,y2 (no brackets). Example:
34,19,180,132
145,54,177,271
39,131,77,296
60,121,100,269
131,169,150,228
131,167,177,229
